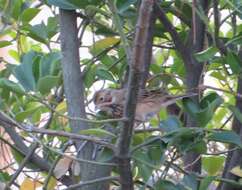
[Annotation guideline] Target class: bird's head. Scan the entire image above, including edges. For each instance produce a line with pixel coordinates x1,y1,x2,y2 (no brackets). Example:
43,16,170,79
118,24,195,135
93,89,112,108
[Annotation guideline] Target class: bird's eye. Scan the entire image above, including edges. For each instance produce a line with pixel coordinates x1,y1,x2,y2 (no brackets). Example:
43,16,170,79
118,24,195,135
99,97,104,102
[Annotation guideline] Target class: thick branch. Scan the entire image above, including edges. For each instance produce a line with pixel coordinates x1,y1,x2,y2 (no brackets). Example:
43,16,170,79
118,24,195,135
26,126,115,150
59,10,113,190
155,3,188,63
59,9,88,133
140,5,156,88
115,1,155,190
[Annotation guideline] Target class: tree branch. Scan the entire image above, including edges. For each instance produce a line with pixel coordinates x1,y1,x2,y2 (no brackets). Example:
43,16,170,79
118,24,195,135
5,143,38,190
0,115,74,186
0,111,115,150
115,1,155,189
155,3,187,62
63,176,119,190
59,9,114,190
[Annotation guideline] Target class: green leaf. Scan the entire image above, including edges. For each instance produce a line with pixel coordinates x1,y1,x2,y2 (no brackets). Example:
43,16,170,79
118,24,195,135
154,179,179,190
96,68,115,82
194,47,218,62
117,0,137,14
94,23,117,36
14,52,37,91
27,23,48,43
182,98,200,118
47,0,78,10
202,156,225,175
199,176,216,190
16,108,38,122
193,140,207,154
225,52,241,74
197,93,223,127
182,93,223,127
21,8,40,23
39,52,61,77
168,128,205,153
37,75,60,94
0,41,12,48
208,130,242,148
0,78,25,95
79,128,116,138
89,37,120,55
48,0,101,9
10,0,22,20
228,105,242,124
159,116,182,132
210,71,226,81
226,35,242,46
183,174,198,190
83,65,97,88
0,172,11,182
8,50,20,61
46,17,58,39
133,151,155,181
68,0,102,9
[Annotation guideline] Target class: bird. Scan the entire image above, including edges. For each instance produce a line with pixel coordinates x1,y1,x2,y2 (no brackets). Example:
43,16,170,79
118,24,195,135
93,88,197,122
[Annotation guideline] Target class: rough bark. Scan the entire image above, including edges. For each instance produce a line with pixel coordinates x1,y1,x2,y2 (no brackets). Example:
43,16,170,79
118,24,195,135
139,6,156,88
156,0,208,174
115,1,155,189
182,0,208,174
59,9,111,190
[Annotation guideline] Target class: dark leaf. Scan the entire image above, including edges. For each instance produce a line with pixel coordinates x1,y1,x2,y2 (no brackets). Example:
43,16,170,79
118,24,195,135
183,174,198,190
225,52,241,74
0,78,25,95
159,116,182,132
13,52,37,91
154,179,180,190
96,68,115,82
208,130,242,148
199,176,216,190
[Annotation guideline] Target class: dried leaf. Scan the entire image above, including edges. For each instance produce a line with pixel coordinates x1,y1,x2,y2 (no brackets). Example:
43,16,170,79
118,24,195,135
20,178,42,190
53,157,72,179
230,166,242,177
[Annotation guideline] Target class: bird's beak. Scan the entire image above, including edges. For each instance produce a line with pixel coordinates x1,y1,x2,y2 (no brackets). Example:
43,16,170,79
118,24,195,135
94,105,100,111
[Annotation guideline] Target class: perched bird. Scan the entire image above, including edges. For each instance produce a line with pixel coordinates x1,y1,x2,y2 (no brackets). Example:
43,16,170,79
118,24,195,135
93,88,197,122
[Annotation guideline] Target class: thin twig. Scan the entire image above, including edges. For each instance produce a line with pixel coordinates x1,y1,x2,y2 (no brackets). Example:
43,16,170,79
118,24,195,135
0,111,115,150
63,176,120,190
4,143,39,190
27,126,115,150
42,142,70,190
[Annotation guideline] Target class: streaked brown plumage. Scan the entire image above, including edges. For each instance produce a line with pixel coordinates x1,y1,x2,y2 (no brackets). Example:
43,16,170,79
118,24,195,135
93,88,197,122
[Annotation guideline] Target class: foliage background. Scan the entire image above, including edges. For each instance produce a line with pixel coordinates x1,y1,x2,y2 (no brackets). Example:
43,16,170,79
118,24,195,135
0,0,242,190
